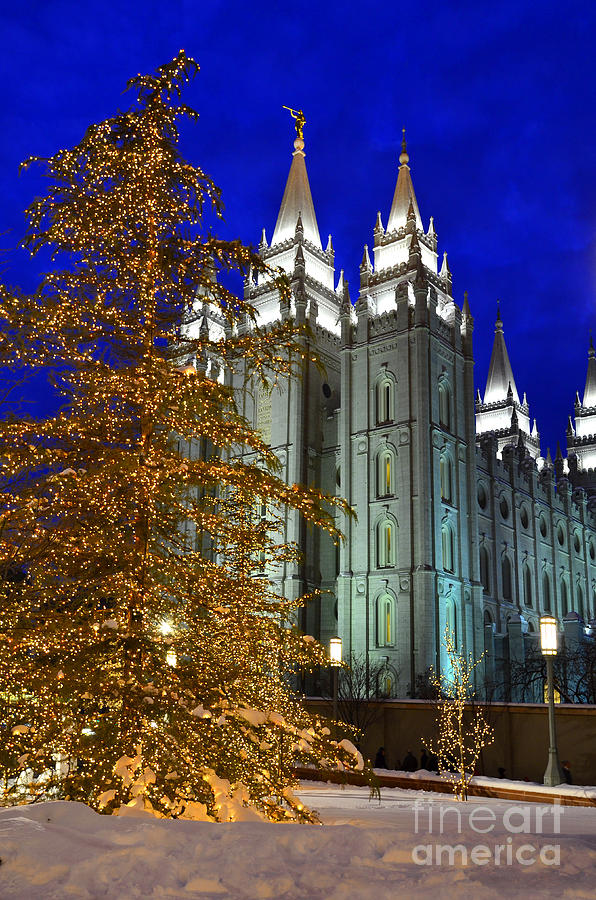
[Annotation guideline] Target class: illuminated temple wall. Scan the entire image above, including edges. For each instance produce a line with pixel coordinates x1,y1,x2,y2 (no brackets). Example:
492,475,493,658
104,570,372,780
222,135,596,698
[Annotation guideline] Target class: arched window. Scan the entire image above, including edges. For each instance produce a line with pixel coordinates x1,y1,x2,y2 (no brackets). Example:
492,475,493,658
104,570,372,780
561,578,569,617
377,593,396,647
377,519,396,568
542,573,551,612
523,564,533,608
377,448,395,497
502,555,513,601
376,375,395,424
439,378,451,430
577,584,584,620
440,452,453,503
480,545,490,594
442,523,455,573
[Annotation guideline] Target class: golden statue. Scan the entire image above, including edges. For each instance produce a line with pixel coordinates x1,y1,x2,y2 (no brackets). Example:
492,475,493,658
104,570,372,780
282,106,306,140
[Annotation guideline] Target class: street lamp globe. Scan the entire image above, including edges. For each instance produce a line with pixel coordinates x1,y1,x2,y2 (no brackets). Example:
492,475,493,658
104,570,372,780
540,615,558,655
329,637,342,665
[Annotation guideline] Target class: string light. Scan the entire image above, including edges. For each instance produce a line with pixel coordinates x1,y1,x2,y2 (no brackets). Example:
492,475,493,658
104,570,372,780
0,51,360,822
426,627,494,801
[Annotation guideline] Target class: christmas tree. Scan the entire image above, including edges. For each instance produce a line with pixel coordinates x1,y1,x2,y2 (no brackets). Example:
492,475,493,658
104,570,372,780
0,52,361,821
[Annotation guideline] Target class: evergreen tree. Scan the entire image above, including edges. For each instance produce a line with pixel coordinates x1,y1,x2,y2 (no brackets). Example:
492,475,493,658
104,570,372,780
0,52,361,821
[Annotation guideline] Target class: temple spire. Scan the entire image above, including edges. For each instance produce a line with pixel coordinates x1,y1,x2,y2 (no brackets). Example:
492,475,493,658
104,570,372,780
462,290,471,318
387,128,423,232
484,304,520,404
272,115,322,248
583,332,596,407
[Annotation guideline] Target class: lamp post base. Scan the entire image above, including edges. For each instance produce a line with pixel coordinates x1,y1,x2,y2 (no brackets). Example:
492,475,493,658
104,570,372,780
543,748,565,787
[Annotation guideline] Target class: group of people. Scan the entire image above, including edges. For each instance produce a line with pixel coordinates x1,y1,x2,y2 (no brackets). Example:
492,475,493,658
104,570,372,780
374,749,574,784
373,747,438,773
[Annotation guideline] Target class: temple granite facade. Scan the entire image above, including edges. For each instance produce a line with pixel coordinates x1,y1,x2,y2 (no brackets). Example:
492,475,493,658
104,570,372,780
203,126,596,697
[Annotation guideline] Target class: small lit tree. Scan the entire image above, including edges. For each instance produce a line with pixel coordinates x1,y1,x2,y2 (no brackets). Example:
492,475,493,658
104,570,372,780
426,627,494,801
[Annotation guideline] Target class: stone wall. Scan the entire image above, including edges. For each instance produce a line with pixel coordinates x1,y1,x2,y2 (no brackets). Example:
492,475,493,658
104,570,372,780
306,698,596,786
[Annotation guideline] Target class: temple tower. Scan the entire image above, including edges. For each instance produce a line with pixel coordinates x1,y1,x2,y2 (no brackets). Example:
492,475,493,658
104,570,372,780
336,133,483,694
235,119,343,641
567,335,596,495
475,306,541,458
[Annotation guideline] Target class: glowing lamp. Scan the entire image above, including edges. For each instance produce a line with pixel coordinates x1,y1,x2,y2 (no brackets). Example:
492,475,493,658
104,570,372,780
540,616,558,655
329,637,342,666
166,649,177,667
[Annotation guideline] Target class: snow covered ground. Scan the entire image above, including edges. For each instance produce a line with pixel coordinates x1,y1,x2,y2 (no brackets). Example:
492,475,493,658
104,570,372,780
367,767,596,802
1,782,595,898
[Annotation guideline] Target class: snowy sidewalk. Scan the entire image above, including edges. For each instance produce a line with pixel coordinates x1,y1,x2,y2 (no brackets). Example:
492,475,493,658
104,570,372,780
296,765,596,807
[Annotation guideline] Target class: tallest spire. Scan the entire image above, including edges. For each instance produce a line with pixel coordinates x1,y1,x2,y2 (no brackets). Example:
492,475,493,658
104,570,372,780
271,110,322,249
387,129,423,232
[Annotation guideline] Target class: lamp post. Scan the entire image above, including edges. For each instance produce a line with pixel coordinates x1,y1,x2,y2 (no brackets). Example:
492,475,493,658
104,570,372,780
540,615,564,786
329,637,342,738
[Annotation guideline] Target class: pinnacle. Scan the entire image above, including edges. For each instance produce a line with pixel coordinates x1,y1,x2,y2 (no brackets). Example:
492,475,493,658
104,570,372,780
399,128,409,165
484,307,520,405
408,230,421,260
387,131,422,232
272,133,322,248
584,332,596,406
340,277,351,312
462,290,471,318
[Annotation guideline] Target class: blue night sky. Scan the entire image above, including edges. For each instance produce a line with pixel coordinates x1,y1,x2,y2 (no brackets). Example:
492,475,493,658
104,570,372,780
1,0,595,453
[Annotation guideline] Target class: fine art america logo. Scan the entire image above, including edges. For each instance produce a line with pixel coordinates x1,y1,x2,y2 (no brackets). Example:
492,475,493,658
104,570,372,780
411,799,562,867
